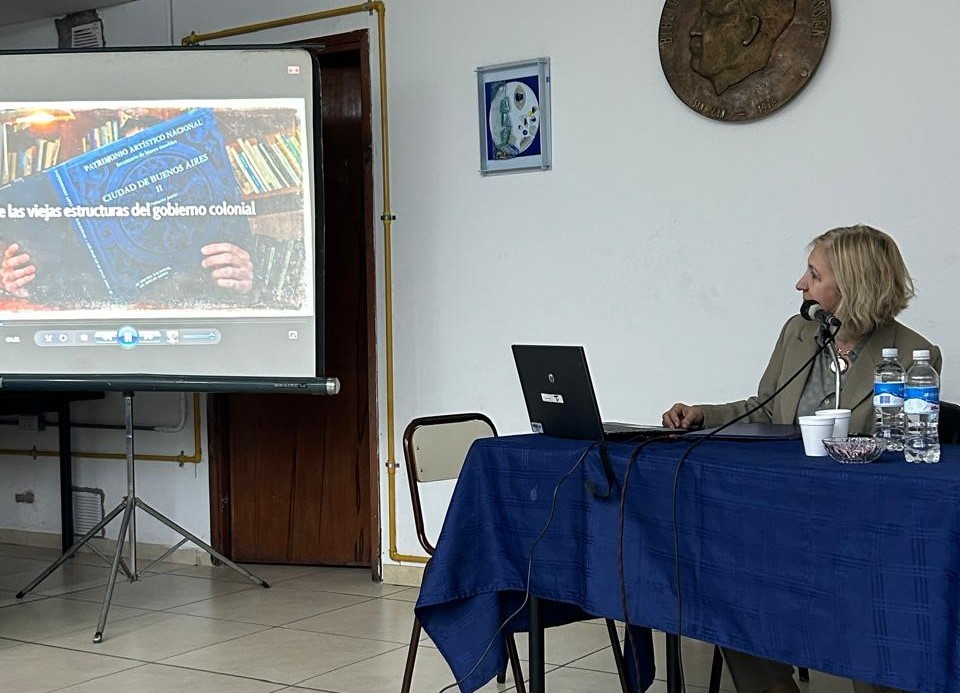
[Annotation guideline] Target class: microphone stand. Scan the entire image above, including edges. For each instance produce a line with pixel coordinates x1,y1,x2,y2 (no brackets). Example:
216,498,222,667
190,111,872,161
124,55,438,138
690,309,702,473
819,323,842,409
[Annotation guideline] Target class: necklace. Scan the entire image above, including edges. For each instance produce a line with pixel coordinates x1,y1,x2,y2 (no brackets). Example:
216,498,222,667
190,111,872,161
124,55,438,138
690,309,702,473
829,343,853,374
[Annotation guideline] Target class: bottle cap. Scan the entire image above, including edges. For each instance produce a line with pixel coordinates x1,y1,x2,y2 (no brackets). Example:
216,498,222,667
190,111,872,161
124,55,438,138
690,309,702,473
913,349,931,360
882,348,899,359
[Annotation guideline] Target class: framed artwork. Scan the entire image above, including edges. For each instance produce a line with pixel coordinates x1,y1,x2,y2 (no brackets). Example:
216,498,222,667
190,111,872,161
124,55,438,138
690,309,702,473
476,58,551,175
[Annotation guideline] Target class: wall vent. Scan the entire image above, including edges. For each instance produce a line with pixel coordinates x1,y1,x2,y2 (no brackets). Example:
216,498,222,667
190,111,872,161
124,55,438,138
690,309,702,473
71,22,105,49
55,10,105,50
72,486,106,538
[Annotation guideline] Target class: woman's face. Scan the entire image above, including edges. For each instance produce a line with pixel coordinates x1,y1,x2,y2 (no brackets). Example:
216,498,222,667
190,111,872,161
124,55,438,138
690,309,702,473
795,243,841,313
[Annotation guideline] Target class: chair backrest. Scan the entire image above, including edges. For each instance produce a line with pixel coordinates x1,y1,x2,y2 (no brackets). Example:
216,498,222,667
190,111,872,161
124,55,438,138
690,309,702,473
939,401,960,444
402,413,497,555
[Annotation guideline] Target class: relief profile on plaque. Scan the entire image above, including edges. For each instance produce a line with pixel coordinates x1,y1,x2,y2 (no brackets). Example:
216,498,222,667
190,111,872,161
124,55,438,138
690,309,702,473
660,0,830,121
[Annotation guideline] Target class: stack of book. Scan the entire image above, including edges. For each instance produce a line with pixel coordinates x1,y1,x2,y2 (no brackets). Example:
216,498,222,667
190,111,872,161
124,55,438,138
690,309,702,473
225,131,303,196
1,122,62,185
80,118,120,153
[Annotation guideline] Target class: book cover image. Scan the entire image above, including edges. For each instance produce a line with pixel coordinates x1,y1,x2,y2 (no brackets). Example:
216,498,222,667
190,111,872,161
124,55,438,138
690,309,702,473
51,108,250,300
0,102,312,315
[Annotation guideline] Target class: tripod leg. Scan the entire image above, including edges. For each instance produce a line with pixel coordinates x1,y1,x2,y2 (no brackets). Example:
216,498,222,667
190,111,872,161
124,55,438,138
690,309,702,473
135,498,269,587
17,498,128,598
94,499,134,643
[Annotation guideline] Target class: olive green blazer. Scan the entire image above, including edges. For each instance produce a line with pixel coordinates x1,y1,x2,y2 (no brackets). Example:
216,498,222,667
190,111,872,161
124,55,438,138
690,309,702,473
699,316,942,436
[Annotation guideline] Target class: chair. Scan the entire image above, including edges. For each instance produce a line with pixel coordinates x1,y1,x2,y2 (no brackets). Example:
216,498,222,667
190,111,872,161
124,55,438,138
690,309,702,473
939,401,960,444
401,413,631,692
401,413,526,693
708,647,809,693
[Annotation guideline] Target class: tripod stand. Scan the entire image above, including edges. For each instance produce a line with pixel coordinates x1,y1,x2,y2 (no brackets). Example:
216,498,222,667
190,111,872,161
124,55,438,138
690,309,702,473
17,390,269,642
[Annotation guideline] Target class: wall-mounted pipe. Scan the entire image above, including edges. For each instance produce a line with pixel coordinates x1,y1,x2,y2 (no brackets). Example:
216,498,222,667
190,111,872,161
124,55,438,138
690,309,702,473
182,2,426,565
0,393,202,465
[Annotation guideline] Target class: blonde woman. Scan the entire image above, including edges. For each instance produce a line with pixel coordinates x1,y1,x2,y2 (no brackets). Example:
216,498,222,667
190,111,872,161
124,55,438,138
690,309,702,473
662,224,940,693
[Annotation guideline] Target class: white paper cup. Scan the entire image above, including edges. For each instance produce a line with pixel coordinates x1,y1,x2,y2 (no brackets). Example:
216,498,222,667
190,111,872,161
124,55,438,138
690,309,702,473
815,408,852,439
799,415,837,456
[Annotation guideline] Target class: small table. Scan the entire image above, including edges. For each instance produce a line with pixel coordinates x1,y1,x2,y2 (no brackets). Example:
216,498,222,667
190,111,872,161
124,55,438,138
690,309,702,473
416,434,960,693
0,391,104,553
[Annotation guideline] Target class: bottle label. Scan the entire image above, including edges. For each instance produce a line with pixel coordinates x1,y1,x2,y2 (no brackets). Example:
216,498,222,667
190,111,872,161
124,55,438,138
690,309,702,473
904,386,939,414
874,381,904,408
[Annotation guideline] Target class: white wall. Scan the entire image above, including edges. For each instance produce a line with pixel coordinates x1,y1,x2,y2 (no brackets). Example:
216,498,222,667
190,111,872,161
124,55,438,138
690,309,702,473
0,0,957,565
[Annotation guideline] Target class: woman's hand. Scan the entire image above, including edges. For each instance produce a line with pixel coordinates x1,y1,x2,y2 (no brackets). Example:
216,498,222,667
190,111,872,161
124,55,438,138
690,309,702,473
200,242,254,294
1,243,37,297
662,403,705,430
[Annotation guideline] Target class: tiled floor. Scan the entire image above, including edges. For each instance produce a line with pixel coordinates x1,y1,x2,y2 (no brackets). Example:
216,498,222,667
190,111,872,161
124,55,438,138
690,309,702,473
0,542,852,693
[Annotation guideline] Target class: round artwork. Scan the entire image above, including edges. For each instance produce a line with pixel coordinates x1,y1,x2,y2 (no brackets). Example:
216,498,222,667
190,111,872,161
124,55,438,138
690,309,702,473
487,81,541,159
658,0,830,121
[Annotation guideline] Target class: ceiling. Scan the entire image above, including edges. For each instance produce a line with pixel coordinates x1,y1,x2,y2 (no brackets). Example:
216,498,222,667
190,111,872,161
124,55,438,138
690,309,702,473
0,0,134,27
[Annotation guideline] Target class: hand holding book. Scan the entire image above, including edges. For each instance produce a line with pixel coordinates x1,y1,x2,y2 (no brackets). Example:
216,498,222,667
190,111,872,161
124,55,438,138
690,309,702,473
1,243,36,297
201,242,253,294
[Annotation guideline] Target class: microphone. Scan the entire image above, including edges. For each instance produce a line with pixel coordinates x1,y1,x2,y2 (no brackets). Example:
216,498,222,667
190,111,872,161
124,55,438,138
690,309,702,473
800,299,841,327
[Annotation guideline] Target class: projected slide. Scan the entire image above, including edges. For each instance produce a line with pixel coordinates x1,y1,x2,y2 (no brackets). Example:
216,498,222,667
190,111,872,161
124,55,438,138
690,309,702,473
1,102,309,313
0,49,321,380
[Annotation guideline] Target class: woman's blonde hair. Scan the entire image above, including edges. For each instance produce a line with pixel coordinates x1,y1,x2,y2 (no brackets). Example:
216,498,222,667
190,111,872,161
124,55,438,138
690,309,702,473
811,224,915,338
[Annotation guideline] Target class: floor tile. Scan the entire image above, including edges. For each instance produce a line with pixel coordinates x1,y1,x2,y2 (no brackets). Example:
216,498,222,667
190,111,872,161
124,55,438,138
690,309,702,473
165,562,325,585
513,620,622,666
1,541,774,692
801,670,851,693
279,566,408,598
297,643,540,693
64,572,256,610
284,594,416,643
41,610,268,661
0,555,55,577
0,587,43,608
161,627,403,685
168,584,369,626
542,664,632,692
0,561,112,596
53,662,288,693
0,642,140,693
0,596,148,642
0,543,109,568
383,586,421,603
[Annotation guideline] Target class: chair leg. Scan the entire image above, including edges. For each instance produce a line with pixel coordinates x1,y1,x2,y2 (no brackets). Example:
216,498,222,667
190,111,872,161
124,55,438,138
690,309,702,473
497,661,507,683
708,645,724,693
400,617,422,693
606,619,630,692
506,632,527,693
798,666,810,682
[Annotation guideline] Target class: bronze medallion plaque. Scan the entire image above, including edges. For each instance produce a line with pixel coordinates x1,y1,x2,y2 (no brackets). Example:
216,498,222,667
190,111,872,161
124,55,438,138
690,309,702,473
659,0,830,121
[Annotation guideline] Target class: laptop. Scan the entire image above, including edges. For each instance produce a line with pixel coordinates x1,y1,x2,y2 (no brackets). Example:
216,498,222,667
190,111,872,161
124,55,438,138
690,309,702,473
684,422,800,440
511,344,683,443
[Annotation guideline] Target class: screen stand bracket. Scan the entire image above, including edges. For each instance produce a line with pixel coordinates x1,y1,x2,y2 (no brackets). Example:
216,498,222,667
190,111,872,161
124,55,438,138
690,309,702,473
16,390,271,643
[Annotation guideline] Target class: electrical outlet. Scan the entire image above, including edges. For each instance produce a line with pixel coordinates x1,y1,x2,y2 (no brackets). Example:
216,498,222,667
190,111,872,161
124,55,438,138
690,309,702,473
15,490,35,503
18,415,39,432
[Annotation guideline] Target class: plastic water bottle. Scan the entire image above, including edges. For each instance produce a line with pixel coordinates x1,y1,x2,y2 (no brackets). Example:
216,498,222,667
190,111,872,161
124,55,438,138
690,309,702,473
874,348,905,451
903,349,940,463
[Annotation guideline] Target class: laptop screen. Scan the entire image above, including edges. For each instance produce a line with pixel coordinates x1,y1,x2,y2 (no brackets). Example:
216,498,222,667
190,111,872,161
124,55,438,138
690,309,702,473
512,344,607,441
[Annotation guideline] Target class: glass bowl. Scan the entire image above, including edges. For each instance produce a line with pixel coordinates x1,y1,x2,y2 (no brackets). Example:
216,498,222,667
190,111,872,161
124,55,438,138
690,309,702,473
822,436,885,464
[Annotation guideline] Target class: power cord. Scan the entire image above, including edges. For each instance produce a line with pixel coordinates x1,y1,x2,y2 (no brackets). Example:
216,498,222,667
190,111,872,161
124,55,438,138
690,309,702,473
436,442,598,693
665,328,834,685
617,436,684,691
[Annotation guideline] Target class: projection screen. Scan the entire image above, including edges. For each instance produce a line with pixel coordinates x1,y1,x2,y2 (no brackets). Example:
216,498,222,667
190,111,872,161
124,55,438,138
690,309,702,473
0,48,326,389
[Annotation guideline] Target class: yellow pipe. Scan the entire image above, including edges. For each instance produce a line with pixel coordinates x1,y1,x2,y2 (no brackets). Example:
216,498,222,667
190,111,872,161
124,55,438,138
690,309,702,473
182,3,426,565
0,393,203,465
181,2,378,45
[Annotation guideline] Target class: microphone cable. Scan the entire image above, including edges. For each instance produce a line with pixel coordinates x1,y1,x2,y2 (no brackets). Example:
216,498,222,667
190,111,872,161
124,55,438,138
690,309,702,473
664,324,837,686
436,441,598,693
617,435,686,692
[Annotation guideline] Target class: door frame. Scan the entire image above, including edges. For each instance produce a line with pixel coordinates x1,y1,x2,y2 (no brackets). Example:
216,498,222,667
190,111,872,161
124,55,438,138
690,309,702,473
207,29,379,572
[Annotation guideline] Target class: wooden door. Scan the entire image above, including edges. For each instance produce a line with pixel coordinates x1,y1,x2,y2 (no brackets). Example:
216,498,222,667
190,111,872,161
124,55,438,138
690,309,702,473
208,31,377,566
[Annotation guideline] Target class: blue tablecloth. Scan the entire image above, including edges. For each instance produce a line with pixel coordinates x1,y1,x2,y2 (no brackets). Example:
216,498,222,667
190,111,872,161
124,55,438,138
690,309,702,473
416,434,960,693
